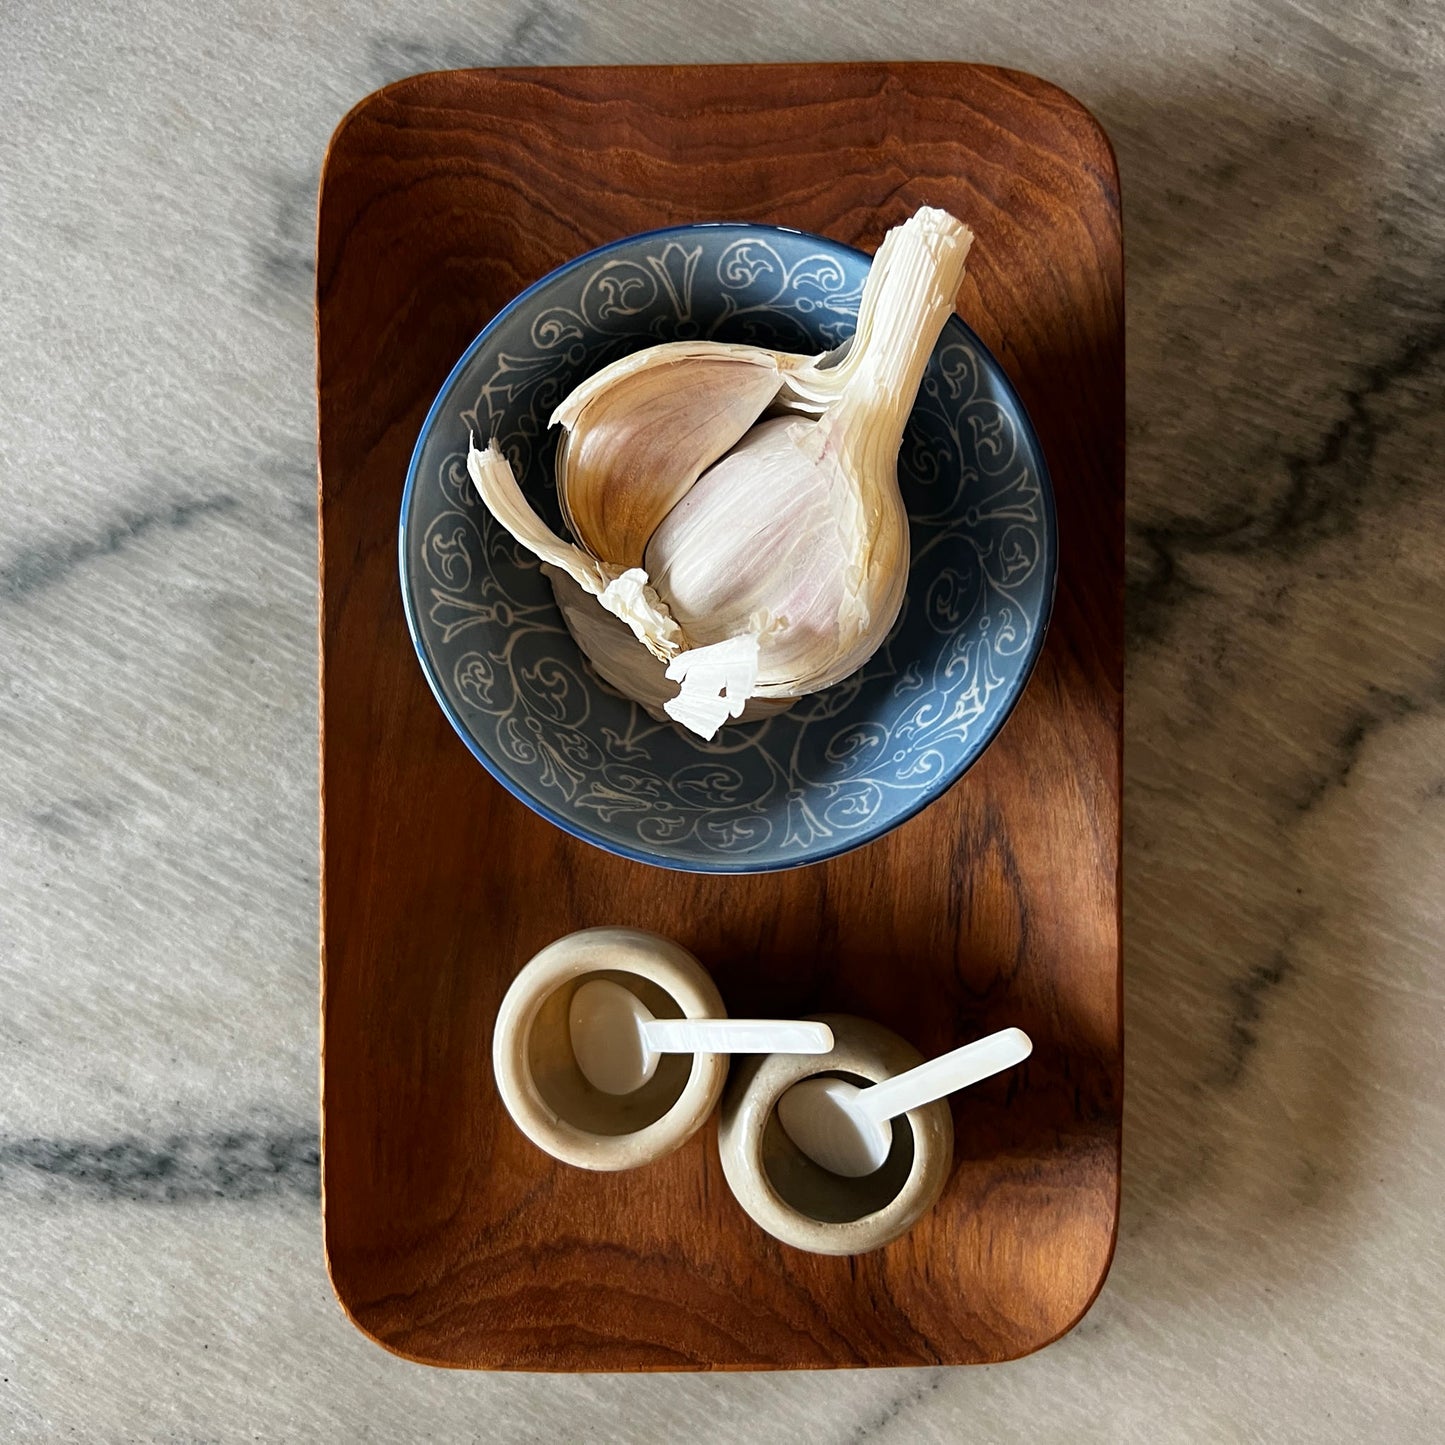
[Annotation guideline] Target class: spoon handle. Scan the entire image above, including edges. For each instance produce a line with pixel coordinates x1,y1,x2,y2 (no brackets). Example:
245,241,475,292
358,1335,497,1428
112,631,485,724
641,1018,834,1056
857,1027,1032,1124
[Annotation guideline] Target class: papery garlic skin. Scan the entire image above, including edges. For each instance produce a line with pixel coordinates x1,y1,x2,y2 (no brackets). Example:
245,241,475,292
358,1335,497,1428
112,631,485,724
467,440,682,660
546,565,793,728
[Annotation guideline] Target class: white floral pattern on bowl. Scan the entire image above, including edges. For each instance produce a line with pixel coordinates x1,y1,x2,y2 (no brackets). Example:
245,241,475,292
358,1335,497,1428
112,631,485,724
400,224,1056,872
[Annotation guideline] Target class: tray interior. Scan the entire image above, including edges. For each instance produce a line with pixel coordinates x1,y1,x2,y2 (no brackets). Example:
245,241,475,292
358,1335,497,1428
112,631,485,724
318,61,1123,1371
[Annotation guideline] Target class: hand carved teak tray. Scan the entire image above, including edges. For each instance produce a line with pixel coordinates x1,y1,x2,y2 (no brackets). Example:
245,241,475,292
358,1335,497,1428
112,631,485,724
317,62,1123,1371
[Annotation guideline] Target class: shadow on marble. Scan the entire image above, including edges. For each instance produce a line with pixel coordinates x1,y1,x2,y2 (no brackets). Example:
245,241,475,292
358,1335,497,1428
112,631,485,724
1101,74,1443,1307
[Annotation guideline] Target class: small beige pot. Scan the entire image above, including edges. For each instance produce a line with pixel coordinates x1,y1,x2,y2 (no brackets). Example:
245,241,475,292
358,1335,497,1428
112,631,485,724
717,1013,954,1255
492,927,729,1171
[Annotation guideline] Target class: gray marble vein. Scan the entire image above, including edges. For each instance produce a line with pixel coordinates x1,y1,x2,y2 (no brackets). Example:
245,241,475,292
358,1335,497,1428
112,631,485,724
2,0,1443,1439
0,1130,320,1204
0,496,241,602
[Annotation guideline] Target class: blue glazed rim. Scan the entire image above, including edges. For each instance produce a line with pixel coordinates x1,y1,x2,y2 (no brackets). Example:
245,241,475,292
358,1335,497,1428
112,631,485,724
398,222,1059,874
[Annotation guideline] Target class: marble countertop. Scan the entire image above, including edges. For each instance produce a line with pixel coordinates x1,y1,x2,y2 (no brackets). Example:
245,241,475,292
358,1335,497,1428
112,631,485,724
3,0,1442,1438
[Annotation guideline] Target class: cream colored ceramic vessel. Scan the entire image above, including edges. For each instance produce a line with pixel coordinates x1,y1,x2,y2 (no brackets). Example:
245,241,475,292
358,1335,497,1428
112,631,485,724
717,1013,954,1254
492,927,728,1171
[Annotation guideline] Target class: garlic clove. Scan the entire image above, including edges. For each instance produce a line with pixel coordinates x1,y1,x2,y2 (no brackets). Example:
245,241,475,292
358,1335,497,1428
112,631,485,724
551,341,818,569
644,415,891,696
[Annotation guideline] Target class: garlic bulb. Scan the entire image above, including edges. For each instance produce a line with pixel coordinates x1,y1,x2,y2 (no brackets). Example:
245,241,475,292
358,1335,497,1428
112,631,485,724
467,206,973,740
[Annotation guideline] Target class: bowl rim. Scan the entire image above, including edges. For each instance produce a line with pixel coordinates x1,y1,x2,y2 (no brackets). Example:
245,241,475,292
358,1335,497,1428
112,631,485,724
398,220,1059,874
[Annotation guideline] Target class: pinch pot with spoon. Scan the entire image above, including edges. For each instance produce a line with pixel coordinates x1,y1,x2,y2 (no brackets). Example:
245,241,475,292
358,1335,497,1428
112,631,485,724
493,927,829,1171
718,1014,1030,1254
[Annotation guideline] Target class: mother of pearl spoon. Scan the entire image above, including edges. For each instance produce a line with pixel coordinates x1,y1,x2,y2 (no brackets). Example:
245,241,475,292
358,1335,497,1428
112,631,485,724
569,978,834,1097
777,1027,1033,1177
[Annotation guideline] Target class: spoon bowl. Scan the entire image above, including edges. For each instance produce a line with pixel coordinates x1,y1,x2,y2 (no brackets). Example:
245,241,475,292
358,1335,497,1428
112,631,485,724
569,978,659,1095
776,1075,893,1178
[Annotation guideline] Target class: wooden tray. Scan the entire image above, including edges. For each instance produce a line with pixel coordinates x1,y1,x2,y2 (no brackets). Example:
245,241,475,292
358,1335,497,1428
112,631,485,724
318,61,1123,1372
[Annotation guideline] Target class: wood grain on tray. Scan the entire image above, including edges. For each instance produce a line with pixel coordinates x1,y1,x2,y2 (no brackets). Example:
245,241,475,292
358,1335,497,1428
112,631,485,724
317,61,1123,1371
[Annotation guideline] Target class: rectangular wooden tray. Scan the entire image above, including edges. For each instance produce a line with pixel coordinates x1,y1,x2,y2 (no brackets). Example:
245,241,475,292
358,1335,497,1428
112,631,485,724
318,61,1122,1371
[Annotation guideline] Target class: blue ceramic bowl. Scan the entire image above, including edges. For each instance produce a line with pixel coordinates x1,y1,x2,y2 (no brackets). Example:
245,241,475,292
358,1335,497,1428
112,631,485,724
400,223,1056,873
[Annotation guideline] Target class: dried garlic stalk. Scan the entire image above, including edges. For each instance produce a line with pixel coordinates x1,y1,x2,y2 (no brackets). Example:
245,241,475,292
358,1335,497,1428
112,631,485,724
468,206,973,740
